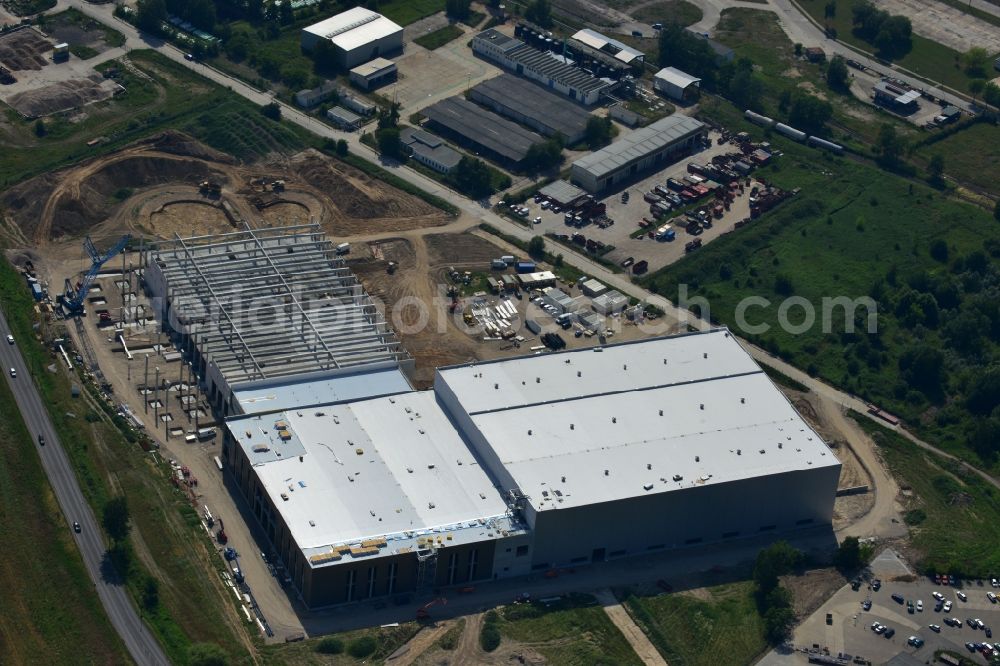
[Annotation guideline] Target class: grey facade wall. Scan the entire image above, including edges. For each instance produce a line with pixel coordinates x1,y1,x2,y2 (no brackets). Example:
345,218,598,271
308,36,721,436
527,464,841,568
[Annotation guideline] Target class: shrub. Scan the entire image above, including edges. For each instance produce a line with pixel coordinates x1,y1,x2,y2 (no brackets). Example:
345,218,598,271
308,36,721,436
315,636,343,654
480,623,501,652
347,635,376,658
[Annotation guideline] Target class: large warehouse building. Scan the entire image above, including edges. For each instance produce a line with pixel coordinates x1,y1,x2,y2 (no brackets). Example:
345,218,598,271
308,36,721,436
571,114,707,193
469,74,593,145
144,224,411,417
300,8,403,68
219,326,839,608
471,28,615,106
421,96,545,167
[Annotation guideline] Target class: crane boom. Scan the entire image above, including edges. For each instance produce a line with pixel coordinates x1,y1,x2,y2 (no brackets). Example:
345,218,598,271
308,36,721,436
62,234,131,316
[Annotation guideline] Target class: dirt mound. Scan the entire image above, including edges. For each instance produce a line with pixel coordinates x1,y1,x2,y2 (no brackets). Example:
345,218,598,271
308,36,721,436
146,131,238,164
7,75,120,119
0,28,51,71
291,150,441,221
2,152,225,241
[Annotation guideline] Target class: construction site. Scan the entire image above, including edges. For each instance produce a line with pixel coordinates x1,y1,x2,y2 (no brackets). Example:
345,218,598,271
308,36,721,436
0,126,891,660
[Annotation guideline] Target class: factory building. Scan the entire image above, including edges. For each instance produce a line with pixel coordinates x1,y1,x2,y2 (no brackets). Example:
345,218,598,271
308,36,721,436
223,390,530,608
873,80,920,114
143,225,411,417
654,67,701,102
468,74,593,144
421,96,545,167
301,7,403,69
349,57,397,91
399,127,462,174
592,290,628,314
569,28,644,67
217,327,838,608
571,114,707,193
538,179,588,209
434,330,840,570
327,106,362,130
471,28,615,106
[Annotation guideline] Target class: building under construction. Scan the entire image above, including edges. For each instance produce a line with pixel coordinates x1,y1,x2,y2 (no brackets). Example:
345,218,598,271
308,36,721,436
143,224,411,417
220,327,840,608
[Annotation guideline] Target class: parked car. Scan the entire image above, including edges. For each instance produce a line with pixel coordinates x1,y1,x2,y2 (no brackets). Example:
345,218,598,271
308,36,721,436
862,599,872,610
929,624,941,632
907,636,924,647
958,591,968,601
871,622,885,633
73,521,81,533
944,600,953,611
5,334,13,344
916,599,923,611
933,591,945,601
37,434,44,446
892,593,905,604
988,592,998,602
9,368,15,378
884,627,895,638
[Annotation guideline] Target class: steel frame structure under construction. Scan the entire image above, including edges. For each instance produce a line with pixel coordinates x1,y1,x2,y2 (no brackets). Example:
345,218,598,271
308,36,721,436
144,224,409,415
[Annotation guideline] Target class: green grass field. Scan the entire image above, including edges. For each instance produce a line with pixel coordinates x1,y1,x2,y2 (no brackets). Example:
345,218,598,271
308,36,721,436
0,50,308,190
713,8,921,151
260,624,420,664
796,0,985,93
0,274,129,665
0,257,248,663
414,24,464,50
631,0,703,27
642,126,1000,469
379,0,446,26
625,583,767,666
851,413,1000,577
496,594,642,665
914,122,1000,197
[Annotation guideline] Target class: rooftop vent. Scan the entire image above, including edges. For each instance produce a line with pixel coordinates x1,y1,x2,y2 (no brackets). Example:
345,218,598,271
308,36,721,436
570,423,575,430
536,377,540,383
643,483,654,491
528,429,532,436
737,449,741,455
703,353,708,359
741,397,745,404
428,502,435,509
760,449,766,454
604,469,609,476
695,456,700,462
577,371,582,377
612,416,617,423
561,476,566,483
672,474,683,481
647,463,652,470
495,383,499,389
700,404,704,410
309,520,315,526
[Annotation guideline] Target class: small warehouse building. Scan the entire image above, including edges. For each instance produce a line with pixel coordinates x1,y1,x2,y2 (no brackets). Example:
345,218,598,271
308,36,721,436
421,96,545,168
571,114,707,194
399,127,462,174
592,290,628,315
580,278,607,297
349,57,397,91
541,287,578,314
294,80,339,109
471,29,615,106
327,106,362,130
538,180,588,209
569,28,644,67
873,80,920,114
517,271,557,290
338,90,377,117
301,8,403,69
468,74,593,145
654,67,701,103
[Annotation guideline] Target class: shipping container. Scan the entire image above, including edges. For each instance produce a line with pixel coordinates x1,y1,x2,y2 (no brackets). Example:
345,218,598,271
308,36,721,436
335,242,351,254
501,255,515,264
515,262,537,274
197,428,216,440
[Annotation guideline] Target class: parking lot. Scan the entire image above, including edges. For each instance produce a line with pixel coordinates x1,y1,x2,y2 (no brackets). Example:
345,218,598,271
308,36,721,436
787,565,1000,665
513,130,775,275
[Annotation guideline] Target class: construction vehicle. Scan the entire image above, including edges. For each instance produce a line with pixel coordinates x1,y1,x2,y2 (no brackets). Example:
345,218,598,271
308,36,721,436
60,235,131,317
416,597,447,620
199,181,221,195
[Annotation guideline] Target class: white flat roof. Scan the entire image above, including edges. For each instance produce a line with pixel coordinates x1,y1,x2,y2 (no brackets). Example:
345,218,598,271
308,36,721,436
571,28,644,63
229,391,513,560
436,329,838,511
232,365,412,415
655,66,701,89
304,8,402,52
436,329,760,414
572,114,706,180
350,57,397,77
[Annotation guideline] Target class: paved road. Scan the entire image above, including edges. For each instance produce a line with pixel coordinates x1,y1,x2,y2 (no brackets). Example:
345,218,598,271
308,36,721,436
0,312,169,665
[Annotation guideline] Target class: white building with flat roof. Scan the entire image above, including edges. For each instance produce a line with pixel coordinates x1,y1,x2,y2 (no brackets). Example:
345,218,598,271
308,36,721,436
434,329,840,569
301,8,403,68
221,328,839,606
